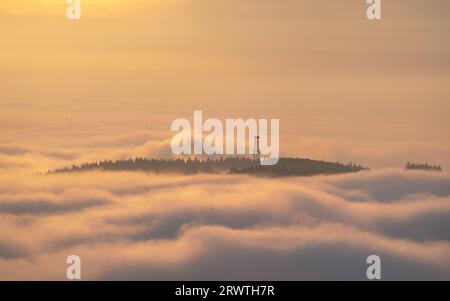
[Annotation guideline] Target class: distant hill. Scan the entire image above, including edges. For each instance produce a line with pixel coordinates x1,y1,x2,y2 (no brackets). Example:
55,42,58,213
47,157,368,177
406,162,442,172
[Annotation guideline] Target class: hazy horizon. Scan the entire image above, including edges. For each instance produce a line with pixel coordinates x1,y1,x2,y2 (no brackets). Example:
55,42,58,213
2,0,450,172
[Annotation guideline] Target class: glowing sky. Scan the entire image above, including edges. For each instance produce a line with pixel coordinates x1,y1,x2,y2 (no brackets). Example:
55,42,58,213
1,0,450,170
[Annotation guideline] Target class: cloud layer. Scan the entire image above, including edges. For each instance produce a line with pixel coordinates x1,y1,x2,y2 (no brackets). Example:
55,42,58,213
0,169,449,280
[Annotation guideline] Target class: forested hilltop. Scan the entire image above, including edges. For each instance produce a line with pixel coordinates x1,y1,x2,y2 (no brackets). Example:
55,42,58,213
47,157,368,177
406,162,442,172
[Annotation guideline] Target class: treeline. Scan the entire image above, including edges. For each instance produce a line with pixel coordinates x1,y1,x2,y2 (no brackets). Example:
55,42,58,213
48,157,368,177
48,157,257,175
406,162,442,172
231,158,368,176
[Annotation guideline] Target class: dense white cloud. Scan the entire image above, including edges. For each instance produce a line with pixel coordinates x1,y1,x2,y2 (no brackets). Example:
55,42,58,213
0,169,449,280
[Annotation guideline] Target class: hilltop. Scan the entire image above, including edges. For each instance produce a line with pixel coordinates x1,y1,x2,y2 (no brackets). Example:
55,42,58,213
47,157,368,177
406,162,442,172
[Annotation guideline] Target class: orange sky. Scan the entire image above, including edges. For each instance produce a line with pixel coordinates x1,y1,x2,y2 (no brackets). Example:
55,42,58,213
1,0,450,170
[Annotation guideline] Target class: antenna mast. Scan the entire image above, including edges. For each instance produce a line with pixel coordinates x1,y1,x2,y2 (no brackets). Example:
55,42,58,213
255,136,261,162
